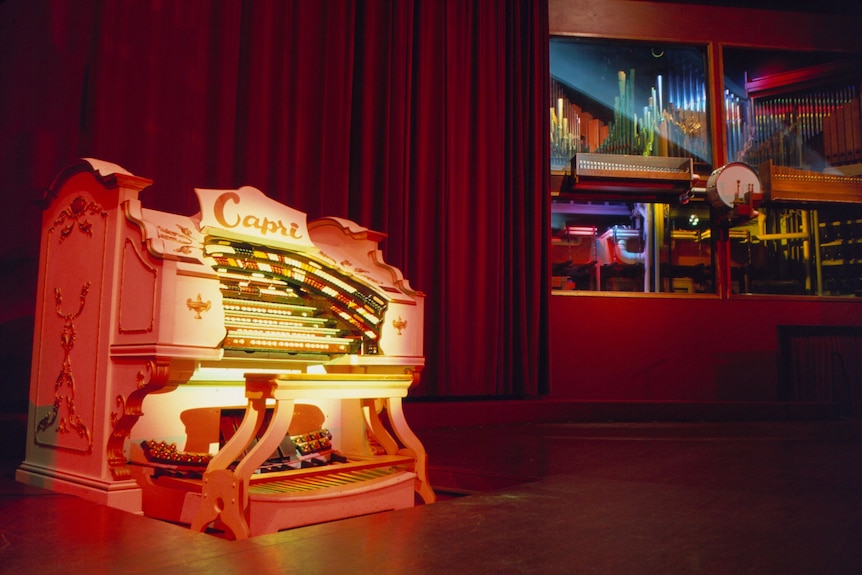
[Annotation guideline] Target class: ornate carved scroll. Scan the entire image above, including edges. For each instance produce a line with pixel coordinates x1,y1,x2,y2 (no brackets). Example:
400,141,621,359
50,195,107,241
107,360,174,480
35,283,94,453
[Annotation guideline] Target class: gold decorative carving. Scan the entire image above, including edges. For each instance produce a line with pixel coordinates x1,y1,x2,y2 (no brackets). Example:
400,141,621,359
186,294,211,319
318,250,382,285
107,360,172,480
392,316,407,335
50,195,107,242
35,283,94,452
157,223,196,254
339,258,372,276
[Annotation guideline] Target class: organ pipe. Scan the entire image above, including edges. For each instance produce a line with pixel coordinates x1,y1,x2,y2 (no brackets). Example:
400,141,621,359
551,61,710,165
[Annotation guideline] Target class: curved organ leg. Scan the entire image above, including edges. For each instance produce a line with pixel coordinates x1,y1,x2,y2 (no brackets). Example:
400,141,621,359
381,397,436,504
191,392,267,537
192,379,297,540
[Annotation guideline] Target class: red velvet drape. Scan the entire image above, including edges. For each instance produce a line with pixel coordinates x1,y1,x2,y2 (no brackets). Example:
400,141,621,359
0,0,549,398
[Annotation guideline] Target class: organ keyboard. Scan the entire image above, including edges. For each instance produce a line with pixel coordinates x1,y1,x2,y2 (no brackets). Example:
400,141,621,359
17,159,434,538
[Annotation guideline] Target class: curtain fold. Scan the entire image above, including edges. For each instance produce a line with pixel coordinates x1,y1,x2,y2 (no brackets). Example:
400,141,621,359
0,0,549,397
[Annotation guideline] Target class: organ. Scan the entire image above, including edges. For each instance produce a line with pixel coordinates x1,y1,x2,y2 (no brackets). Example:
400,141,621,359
17,159,434,539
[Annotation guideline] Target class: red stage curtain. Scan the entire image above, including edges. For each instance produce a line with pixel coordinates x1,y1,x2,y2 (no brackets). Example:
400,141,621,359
0,0,549,397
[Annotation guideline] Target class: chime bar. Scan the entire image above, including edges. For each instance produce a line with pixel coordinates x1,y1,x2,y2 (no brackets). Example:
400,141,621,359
573,153,693,181
561,153,695,201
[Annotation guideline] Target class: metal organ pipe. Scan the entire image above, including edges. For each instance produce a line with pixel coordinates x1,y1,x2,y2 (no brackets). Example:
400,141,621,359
644,204,652,292
755,211,809,241
638,204,652,292
595,205,654,291
612,229,645,265
744,86,858,167
612,220,648,262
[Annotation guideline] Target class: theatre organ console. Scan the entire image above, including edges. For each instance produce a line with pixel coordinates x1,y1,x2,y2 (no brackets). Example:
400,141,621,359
17,159,434,539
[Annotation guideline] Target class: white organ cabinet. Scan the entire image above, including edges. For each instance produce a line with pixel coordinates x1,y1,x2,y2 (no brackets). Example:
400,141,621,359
17,159,434,539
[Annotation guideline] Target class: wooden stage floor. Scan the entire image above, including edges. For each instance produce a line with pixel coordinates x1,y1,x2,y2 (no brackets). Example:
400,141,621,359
3,416,862,574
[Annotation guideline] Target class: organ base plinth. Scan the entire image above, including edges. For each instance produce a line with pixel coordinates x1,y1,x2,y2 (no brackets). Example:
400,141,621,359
133,372,435,539
16,464,143,514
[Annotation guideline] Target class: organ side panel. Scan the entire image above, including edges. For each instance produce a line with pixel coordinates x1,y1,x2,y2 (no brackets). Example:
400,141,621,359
17,160,223,511
18,160,158,510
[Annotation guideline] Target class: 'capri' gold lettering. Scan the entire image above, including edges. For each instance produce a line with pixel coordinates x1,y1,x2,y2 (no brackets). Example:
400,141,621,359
212,192,303,239
214,192,241,228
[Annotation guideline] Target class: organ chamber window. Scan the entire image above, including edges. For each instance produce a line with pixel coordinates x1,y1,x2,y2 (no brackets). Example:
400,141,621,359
723,48,862,297
550,37,714,294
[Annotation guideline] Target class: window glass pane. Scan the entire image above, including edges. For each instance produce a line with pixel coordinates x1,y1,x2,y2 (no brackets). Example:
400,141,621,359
550,37,712,170
723,48,860,171
551,200,713,293
729,204,862,296
550,37,714,294
722,47,862,297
